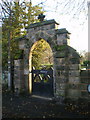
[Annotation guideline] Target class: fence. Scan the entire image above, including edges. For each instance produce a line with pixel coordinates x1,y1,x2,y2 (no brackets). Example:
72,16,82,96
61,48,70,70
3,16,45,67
80,70,90,100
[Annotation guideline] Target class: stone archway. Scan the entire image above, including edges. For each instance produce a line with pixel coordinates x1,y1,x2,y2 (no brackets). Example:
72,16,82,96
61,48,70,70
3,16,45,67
14,19,80,101
26,31,55,95
29,39,54,96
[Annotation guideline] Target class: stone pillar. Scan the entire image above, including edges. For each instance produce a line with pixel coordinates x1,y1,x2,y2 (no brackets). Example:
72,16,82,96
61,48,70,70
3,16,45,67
53,29,70,102
66,64,81,100
54,60,67,94
23,48,30,92
53,45,69,103
14,59,24,93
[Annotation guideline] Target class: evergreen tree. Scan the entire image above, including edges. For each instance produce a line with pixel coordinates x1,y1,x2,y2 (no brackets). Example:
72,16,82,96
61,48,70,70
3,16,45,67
2,1,44,70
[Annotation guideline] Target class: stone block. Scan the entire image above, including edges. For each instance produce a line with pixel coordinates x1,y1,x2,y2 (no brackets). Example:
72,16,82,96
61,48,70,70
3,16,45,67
56,76,67,83
24,69,29,75
54,52,66,58
14,59,24,91
69,58,79,64
56,90,65,97
54,58,66,65
57,34,66,40
58,78,68,83
59,71,68,76
69,64,79,70
63,39,67,44
56,66,66,71
67,89,81,98
67,83,79,89
50,24,55,29
24,76,29,90
47,29,56,36
56,82,59,87
81,91,89,97
26,28,34,38
55,71,60,77
57,39,63,45
56,82,66,90
19,40,25,49
56,34,69,45
69,77,80,84
79,83,88,90
59,83,66,90
69,70,80,77
30,24,55,32
56,71,67,77
14,60,20,66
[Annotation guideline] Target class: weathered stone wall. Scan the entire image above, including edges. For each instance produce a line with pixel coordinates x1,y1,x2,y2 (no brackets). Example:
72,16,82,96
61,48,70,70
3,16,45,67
14,59,24,93
53,44,80,100
53,45,69,99
79,70,90,100
66,47,80,100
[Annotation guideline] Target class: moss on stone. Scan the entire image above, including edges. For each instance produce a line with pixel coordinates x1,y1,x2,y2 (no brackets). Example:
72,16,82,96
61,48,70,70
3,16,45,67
55,52,66,58
54,45,67,51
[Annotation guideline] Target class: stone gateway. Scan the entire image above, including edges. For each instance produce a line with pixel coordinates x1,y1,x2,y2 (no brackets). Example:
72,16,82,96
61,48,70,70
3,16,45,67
14,19,81,102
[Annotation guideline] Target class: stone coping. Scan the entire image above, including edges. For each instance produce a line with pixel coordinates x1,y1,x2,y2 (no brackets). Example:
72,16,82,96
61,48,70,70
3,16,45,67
56,28,71,34
26,19,59,29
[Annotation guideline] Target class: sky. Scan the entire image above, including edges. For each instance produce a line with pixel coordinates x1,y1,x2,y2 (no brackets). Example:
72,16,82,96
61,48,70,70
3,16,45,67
30,0,88,53
1,0,89,53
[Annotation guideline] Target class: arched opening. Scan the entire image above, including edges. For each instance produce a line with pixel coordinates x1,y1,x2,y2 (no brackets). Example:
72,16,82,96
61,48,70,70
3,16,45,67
29,39,54,97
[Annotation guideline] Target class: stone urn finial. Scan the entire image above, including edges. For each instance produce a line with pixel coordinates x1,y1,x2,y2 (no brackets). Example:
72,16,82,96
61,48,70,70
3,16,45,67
38,13,45,22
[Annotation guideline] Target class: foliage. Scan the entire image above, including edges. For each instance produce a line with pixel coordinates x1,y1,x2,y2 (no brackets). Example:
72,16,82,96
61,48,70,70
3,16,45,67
81,60,90,69
2,1,44,70
32,39,53,69
83,60,90,66
40,64,53,69
80,51,90,69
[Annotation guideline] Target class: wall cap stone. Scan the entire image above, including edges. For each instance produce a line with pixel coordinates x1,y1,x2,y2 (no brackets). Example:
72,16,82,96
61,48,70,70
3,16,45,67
56,28,71,34
26,19,59,29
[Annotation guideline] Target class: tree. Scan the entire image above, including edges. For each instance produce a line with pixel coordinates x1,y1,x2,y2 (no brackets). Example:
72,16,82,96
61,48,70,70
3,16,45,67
80,51,90,69
84,52,90,61
2,0,44,70
83,60,90,67
32,39,53,69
